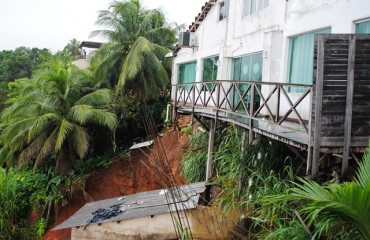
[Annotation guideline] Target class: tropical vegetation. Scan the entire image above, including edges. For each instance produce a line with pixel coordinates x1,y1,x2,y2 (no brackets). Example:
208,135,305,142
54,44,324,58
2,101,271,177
90,0,175,100
280,144,370,240
0,59,117,173
64,38,81,58
182,125,370,239
0,0,178,238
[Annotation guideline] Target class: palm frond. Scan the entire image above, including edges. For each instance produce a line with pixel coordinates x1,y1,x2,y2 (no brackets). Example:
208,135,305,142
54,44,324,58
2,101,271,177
355,142,370,188
288,178,370,239
33,128,58,171
54,119,73,152
70,124,90,159
1,117,38,144
117,36,169,99
85,109,117,131
18,132,49,167
67,104,92,125
75,89,113,106
27,113,60,143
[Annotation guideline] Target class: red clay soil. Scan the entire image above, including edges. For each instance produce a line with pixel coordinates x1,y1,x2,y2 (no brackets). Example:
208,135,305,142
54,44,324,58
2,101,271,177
43,116,191,240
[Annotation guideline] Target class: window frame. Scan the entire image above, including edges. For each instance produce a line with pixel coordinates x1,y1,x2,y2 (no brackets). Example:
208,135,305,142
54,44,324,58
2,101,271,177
244,0,269,17
218,0,230,21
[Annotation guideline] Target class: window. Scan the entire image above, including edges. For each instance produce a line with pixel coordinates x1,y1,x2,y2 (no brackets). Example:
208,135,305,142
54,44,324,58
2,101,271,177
219,0,230,21
287,28,331,92
231,52,263,110
178,61,196,86
202,56,219,90
356,19,370,33
232,52,263,81
244,0,269,16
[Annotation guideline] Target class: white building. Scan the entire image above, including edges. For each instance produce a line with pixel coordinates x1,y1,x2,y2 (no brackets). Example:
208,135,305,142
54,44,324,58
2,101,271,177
172,0,370,88
171,0,370,176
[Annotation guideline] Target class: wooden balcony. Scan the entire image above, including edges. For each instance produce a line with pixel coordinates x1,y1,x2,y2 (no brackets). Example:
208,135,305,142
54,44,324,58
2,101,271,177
174,80,312,149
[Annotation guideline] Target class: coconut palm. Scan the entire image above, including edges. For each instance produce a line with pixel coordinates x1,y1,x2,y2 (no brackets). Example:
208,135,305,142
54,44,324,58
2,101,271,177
64,38,81,57
284,146,370,239
90,0,176,100
0,60,117,173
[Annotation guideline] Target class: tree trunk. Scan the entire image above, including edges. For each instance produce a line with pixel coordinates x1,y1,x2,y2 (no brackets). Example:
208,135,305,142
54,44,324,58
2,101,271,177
55,149,71,174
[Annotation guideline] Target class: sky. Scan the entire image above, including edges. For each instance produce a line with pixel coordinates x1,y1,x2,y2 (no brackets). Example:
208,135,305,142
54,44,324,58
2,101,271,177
0,0,203,52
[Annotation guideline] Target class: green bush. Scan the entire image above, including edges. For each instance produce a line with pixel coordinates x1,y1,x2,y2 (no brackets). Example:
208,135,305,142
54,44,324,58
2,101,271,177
0,169,38,240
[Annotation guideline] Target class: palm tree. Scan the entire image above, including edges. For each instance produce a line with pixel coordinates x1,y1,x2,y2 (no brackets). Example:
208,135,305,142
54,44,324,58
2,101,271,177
283,146,370,239
0,60,117,173
90,0,176,101
64,38,81,57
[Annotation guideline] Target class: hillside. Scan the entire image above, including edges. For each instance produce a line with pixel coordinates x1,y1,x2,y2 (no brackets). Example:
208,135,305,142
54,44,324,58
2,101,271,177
44,116,191,240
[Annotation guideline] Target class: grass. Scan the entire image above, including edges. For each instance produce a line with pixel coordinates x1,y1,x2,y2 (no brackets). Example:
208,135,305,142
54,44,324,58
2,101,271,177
181,131,208,182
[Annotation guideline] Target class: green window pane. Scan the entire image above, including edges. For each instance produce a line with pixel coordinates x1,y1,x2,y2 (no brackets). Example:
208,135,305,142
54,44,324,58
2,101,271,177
202,56,219,90
179,61,196,85
356,19,370,33
288,28,331,92
240,55,251,80
232,58,242,80
251,53,263,81
202,56,219,81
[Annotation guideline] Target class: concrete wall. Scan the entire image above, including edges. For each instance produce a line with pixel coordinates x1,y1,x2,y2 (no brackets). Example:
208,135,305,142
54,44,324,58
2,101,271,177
72,206,238,240
172,0,370,121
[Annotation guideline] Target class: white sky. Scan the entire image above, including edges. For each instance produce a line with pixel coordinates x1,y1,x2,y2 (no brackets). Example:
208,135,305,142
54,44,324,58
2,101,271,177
0,0,204,52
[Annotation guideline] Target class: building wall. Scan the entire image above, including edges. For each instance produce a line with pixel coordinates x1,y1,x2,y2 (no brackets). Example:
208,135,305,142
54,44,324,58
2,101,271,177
172,0,370,120
72,207,238,240
174,0,370,83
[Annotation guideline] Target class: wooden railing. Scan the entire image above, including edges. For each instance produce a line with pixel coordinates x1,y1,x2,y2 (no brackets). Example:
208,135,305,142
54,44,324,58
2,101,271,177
174,80,313,136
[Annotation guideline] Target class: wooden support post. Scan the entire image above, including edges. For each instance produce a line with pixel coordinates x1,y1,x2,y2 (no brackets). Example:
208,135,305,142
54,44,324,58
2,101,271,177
206,119,216,181
342,35,356,177
312,35,325,177
306,87,314,175
238,130,247,198
249,84,255,145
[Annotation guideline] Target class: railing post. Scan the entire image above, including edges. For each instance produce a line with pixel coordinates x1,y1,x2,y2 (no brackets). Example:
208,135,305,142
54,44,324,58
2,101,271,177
232,83,235,111
173,85,178,125
249,84,255,145
191,83,195,124
216,81,220,109
275,85,280,123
